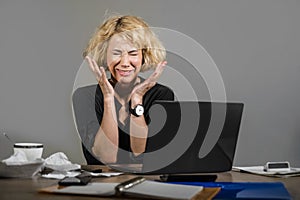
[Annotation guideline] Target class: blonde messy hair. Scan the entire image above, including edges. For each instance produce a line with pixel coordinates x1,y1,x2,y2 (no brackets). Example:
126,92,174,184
83,15,166,72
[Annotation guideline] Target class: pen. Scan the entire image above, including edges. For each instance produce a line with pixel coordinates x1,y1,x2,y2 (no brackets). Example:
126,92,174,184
115,177,145,196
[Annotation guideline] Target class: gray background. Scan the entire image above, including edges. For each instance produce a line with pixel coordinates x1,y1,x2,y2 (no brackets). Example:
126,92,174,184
0,0,299,166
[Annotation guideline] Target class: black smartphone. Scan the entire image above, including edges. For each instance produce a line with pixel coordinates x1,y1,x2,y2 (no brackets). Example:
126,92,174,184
58,175,92,186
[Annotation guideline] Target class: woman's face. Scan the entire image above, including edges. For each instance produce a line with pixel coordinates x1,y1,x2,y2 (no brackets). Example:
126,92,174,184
106,34,143,84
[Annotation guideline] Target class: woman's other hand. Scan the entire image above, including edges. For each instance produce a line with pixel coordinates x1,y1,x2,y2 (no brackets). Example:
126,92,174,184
130,61,167,104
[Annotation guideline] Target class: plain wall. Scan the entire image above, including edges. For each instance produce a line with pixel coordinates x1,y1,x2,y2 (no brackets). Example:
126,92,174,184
0,0,299,166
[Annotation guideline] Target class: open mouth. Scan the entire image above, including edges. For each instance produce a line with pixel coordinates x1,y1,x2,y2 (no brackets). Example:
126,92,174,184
116,69,134,76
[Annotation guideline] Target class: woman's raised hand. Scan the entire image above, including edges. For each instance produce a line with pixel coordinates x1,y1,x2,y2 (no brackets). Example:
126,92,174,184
85,56,114,100
130,61,167,103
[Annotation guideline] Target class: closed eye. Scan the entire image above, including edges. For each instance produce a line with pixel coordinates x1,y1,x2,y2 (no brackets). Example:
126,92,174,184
128,50,139,56
112,49,122,56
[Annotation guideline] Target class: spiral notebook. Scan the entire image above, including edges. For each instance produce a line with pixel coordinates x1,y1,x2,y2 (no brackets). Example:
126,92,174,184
39,177,220,199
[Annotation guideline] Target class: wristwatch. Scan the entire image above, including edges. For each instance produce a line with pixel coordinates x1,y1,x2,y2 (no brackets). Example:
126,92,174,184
129,104,144,117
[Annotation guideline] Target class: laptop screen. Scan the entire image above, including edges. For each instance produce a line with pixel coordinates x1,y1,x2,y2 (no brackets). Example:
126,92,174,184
140,101,244,174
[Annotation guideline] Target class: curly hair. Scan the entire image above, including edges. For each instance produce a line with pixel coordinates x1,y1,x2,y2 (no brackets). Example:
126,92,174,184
83,15,166,72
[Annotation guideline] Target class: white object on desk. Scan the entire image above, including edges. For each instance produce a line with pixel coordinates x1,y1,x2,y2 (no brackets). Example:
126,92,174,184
89,172,123,177
264,161,290,172
44,152,80,172
13,143,43,161
125,180,203,199
233,165,300,178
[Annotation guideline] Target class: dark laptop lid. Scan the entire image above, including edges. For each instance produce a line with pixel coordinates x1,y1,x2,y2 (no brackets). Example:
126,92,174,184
140,101,244,174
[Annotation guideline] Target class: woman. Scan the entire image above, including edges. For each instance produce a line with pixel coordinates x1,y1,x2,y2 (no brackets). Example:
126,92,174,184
83,15,174,164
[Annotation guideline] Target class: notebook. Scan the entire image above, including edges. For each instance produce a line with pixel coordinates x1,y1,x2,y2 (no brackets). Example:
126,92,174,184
39,177,220,199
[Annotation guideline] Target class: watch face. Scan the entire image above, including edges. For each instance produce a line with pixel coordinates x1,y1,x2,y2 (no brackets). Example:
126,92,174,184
135,105,144,116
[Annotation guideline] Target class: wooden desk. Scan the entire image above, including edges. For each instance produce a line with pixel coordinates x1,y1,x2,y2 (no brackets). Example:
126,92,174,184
0,166,299,200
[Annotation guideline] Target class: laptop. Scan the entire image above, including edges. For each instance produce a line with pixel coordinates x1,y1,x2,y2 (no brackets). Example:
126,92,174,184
140,101,244,175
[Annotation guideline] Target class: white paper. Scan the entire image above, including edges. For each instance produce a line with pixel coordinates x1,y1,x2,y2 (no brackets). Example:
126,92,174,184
2,151,28,164
44,152,80,172
54,182,118,196
125,181,203,200
233,166,300,177
89,172,123,177
2,150,44,165
41,171,81,179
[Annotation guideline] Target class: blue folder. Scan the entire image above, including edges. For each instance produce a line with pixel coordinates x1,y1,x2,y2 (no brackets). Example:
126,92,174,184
168,182,291,199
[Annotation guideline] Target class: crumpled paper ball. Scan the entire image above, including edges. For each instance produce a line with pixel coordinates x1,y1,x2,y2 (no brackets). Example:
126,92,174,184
44,152,80,172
